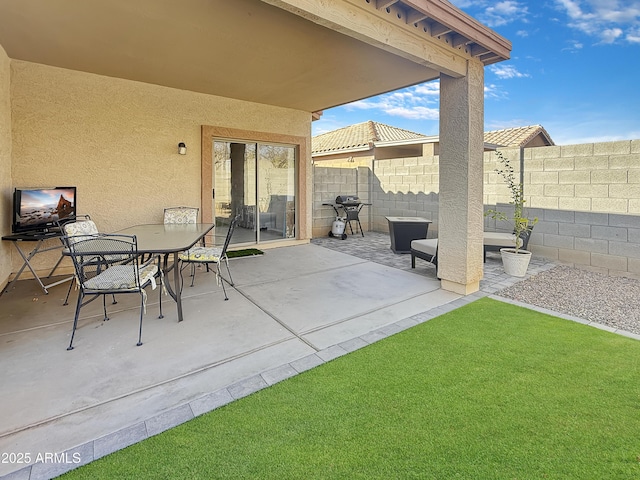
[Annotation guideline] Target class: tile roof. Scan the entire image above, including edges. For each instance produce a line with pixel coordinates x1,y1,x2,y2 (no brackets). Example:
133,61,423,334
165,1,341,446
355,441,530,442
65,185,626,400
312,121,428,155
313,122,555,155
484,125,554,148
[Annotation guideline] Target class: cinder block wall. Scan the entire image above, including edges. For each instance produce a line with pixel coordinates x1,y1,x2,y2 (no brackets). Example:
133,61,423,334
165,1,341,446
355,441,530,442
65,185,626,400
313,139,640,278
312,166,372,238
521,140,640,277
371,156,440,236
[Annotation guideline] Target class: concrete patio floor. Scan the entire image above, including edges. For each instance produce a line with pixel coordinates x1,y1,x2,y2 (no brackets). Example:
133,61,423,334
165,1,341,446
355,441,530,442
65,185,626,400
0,236,555,479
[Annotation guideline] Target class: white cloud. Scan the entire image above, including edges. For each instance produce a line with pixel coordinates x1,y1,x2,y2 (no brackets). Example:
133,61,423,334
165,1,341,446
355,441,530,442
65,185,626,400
489,64,531,79
484,83,509,100
448,0,483,8
384,106,440,120
449,0,529,26
344,83,440,120
601,27,624,43
413,83,440,96
554,0,640,44
561,40,584,52
628,30,640,42
478,1,529,27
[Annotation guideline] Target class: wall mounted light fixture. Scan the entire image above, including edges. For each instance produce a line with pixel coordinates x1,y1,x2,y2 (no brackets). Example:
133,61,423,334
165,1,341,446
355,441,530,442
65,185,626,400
178,142,187,155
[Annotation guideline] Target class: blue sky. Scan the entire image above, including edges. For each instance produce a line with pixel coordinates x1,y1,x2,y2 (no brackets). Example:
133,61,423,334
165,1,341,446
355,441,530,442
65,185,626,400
312,0,640,145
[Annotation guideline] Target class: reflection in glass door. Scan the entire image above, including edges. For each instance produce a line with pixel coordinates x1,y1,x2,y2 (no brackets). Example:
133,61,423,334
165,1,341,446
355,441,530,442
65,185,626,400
213,140,295,246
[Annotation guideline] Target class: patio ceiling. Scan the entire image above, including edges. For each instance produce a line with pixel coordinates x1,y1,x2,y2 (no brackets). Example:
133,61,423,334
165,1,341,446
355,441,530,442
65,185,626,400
0,0,510,113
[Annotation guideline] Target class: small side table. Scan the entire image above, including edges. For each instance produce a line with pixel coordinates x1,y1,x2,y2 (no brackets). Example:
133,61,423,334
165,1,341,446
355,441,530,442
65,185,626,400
386,216,432,254
2,231,73,294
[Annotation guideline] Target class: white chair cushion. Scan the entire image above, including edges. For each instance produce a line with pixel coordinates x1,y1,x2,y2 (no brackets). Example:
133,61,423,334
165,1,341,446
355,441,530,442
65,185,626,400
84,263,158,291
64,220,99,244
411,238,438,256
179,246,223,262
483,232,517,247
164,208,198,224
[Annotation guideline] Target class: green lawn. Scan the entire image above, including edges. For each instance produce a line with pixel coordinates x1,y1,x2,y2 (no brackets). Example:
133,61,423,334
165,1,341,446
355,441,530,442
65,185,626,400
62,298,640,479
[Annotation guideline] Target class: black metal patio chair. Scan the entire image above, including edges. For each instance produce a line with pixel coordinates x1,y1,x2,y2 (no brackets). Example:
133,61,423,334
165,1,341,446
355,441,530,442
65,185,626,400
65,233,162,350
178,215,239,300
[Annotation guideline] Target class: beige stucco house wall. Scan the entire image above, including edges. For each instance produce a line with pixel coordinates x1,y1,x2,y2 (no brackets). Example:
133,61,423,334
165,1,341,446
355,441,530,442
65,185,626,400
3,60,311,279
0,46,11,285
0,0,513,296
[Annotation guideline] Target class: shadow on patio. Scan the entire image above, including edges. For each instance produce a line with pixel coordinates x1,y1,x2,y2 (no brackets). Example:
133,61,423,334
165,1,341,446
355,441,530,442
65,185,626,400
1,240,470,479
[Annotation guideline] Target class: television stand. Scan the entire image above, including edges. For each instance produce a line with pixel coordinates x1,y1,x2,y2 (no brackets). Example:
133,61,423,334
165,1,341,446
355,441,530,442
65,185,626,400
2,230,73,295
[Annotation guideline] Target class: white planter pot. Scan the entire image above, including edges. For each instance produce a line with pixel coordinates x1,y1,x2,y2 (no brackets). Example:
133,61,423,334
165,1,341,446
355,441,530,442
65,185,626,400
500,248,532,277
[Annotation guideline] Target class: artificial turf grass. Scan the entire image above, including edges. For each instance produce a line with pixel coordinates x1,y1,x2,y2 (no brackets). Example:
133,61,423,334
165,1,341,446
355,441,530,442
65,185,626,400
61,297,640,479
226,248,263,259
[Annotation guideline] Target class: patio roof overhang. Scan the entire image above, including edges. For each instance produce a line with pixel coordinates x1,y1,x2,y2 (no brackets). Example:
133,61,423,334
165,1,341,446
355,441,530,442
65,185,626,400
0,0,510,113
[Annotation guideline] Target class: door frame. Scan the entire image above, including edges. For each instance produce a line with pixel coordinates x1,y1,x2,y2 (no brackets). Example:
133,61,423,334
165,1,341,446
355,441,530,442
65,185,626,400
201,125,309,240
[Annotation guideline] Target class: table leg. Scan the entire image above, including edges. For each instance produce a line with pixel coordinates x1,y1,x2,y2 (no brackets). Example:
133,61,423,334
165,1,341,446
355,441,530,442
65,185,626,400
6,241,49,293
4,239,75,295
159,253,184,322
174,251,183,322
46,243,66,278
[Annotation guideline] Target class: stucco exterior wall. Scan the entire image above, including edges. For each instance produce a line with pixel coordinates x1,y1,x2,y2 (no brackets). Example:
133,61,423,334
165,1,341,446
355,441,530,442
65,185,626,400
0,46,11,288
7,60,311,278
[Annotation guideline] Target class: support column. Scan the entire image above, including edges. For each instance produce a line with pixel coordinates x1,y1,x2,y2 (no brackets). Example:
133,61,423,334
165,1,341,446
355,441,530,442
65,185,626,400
230,143,246,219
438,60,484,295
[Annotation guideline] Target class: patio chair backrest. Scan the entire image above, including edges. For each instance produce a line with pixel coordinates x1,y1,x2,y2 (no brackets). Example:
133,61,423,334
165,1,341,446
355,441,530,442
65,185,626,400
67,234,149,293
164,206,199,225
62,215,99,246
220,215,239,257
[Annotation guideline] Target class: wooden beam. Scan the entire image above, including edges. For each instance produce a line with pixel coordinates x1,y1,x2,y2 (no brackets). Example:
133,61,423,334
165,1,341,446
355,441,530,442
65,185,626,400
406,10,429,25
261,0,470,77
375,0,399,9
478,52,501,64
470,44,489,57
430,21,451,37
451,33,469,48
400,0,511,61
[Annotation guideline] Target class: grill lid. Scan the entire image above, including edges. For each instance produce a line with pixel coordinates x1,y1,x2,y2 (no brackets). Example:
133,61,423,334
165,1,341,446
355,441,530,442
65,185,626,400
335,195,360,205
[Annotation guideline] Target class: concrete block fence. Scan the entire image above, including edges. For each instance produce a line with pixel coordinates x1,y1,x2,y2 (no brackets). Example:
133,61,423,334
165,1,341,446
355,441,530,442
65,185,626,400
313,139,640,279
312,166,372,238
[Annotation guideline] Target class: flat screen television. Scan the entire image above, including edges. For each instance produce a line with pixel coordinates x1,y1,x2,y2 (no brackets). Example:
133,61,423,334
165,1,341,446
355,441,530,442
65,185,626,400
12,187,77,233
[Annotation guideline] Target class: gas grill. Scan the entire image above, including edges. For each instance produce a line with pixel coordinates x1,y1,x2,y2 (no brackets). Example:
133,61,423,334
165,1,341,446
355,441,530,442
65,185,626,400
322,195,371,238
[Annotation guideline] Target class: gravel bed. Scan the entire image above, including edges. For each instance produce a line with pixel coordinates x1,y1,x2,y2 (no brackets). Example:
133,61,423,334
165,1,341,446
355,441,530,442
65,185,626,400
496,265,640,336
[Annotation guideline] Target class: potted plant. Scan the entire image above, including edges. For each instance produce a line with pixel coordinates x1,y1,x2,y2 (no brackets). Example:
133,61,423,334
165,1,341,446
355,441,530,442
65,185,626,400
485,150,538,277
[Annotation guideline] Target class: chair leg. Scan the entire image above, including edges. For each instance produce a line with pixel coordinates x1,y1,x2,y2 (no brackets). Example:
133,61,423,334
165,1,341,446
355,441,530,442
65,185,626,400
190,263,197,287
63,278,74,306
158,281,163,319
102,295,109,321
218,266,229,301
223,257,234,286
411,253,416,268
67,292,84,351
137,293,144,347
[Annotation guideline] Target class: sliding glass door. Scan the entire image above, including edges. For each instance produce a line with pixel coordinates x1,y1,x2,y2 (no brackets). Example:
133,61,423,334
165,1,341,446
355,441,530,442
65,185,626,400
213,140,296,246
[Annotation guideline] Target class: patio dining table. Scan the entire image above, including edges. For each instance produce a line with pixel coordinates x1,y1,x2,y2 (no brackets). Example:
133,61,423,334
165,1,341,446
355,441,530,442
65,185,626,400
116,223,215,322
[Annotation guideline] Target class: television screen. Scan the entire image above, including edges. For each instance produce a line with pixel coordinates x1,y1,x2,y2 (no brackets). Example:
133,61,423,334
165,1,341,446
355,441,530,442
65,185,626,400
12,187,76,233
